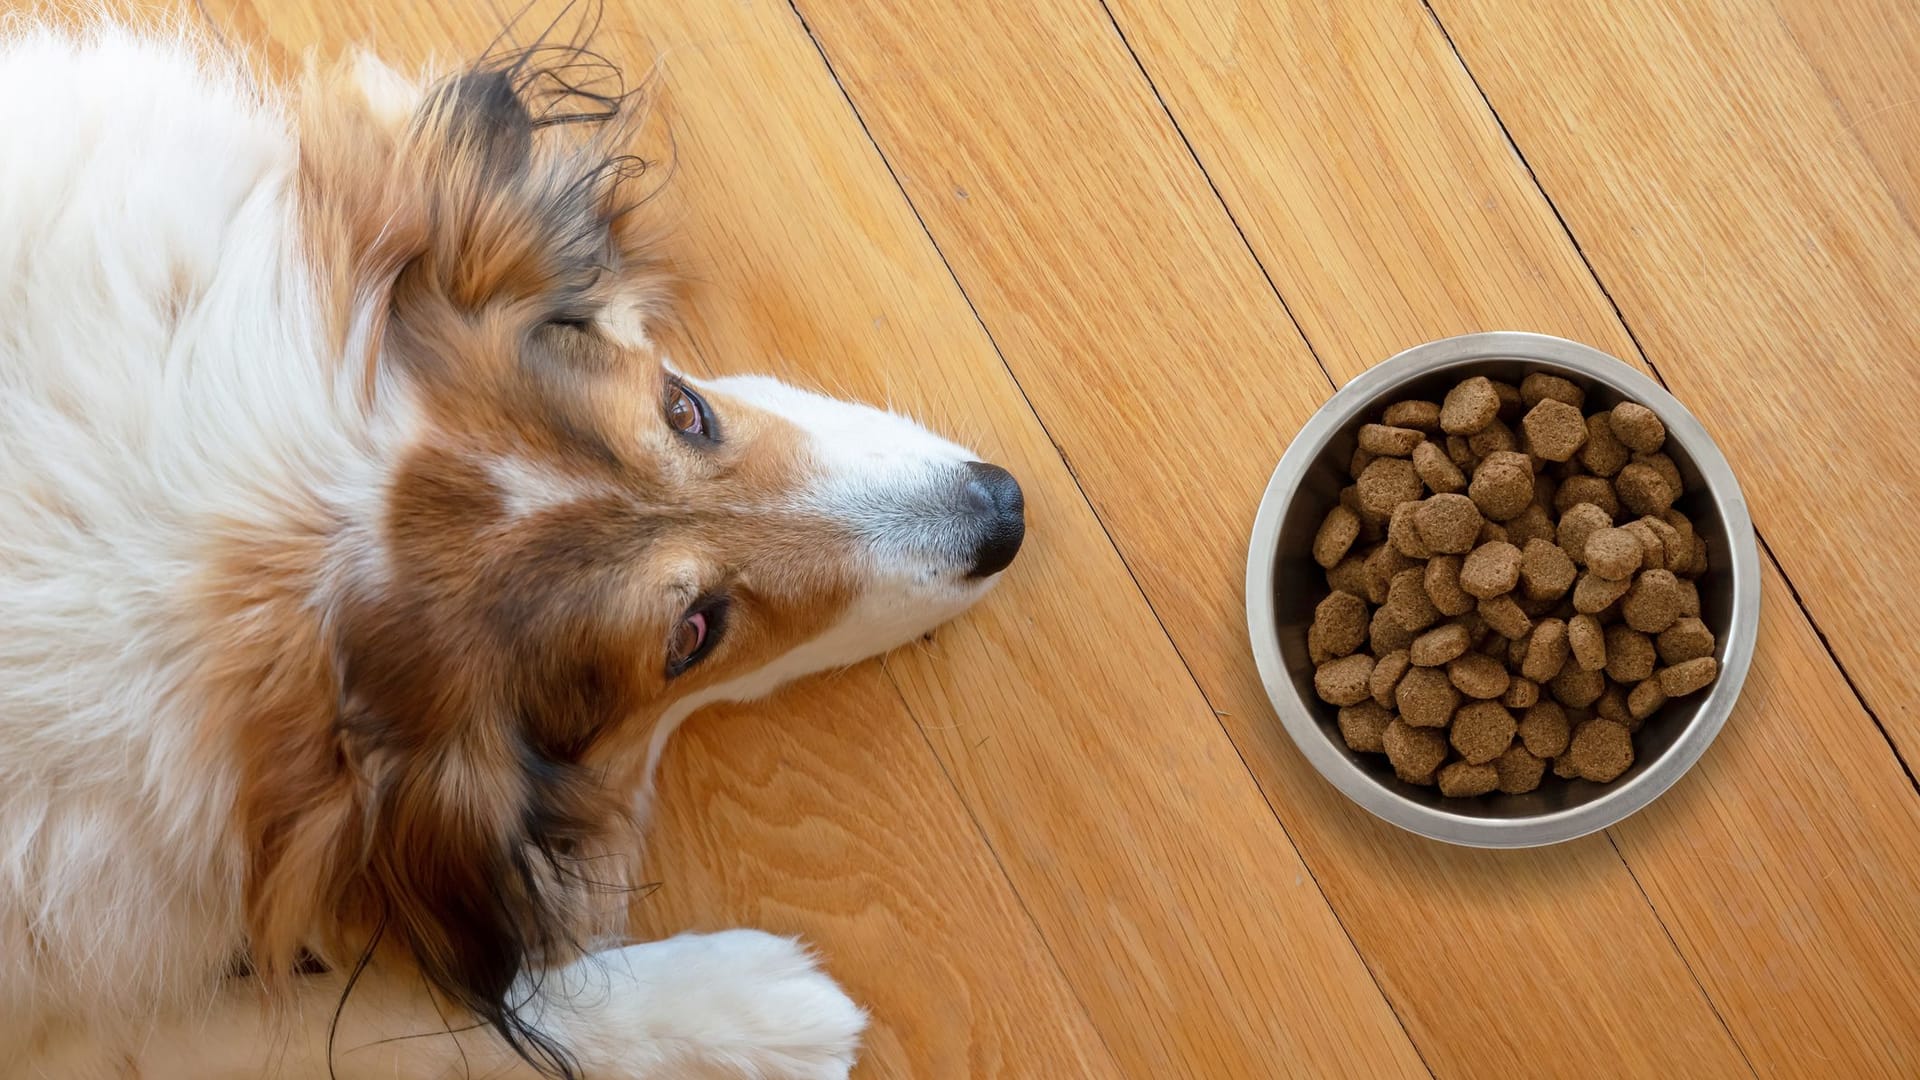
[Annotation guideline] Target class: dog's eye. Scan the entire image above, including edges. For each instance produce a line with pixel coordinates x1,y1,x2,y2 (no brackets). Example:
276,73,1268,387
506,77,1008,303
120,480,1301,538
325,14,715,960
666,599,728,676
665,383,715,440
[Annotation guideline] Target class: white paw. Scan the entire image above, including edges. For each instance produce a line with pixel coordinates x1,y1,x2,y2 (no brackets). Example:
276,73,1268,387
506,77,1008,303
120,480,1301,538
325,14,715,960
552,930,867,1080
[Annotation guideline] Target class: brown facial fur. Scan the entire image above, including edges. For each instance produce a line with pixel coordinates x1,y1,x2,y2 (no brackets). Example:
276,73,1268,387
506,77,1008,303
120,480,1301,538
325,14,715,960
194,48,860,1077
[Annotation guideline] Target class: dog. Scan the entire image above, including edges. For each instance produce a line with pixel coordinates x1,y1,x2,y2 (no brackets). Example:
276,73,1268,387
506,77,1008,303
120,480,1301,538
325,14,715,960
0,17,1023,1078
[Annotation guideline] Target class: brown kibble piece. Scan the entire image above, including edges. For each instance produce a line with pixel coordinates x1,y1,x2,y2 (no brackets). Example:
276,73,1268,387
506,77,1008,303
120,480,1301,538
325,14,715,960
1657,618,1716,665
1314,654,1375,706
1519,537,1578,601
1573,571,1633,614
1477,594,1533,641
1494,745,1547,794
1460,541,1523,599
1628,679,1668,721
1549,665,1607,709
1521,372,1585,409
1610,401,1666,453
1623,569,1684,633
1371,606,1418,653
1309,591,1370,660
1350,447,1377,482
1491,380,1525,421
1569,720,1635,782
1568,613,1607,671
1388,502,1433,559
1478,520,1509,546
1521,618,1570,684
1555,476,1621,520
1448,652,1512,700
1410,623,1472,667
1660,656,1719,697
1506,504,1558,548
1383,399,1442,432
1338,702,1393,753
1585,528,1643,581
1635,452,1683,498
1603,625,1656,684
1553,755,1582,779
1519,700,1572,757
1395,666,1460,728
1558,503,1614,563
1383,720,1448,783
1468,419,1519,459
1503,677,1540,709
1359,424,1425,457
1621,519,1663,572
1446,434,1476,470
1595,684,1632,727
1384,568,1440,632
1423,555,1475,617
1357,456,1424,519
1521,399,1588,462
1468,451,1535,522
1326,554,1369,598
1415,493,1484,555
1615,462,1675,517
1438,760,1500,797
1362,544,1413,605
1370,650,1411,708
1313,503,1359,568
1441,376,1501,435
1451,701,1517,764
1579,411,1630,476
1413,440,1465,494
1677,579,1702,619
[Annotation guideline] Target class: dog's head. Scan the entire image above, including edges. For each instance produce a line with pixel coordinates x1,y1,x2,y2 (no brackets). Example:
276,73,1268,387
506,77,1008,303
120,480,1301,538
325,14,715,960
232,49,1020,1074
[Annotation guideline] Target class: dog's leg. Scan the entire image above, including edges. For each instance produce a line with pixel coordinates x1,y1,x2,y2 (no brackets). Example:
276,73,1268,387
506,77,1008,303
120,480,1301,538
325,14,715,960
129,931,866,1079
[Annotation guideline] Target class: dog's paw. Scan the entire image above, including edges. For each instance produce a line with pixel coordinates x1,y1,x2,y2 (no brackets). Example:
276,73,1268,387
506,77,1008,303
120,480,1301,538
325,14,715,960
555,930,866,1080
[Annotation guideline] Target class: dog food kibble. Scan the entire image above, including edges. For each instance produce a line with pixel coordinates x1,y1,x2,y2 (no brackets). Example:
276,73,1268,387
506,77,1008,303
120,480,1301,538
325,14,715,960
1451,701,1516,763
1468,451,1534,521
1359,424,1425,457
1299,371,1721,798
1357,457,1424,519
1413,440,1465,494
1580,412,1631,476
1410,623,1472,667
1384,399,1442,431
1568,613,1607,671
1459,541,1523,599
1396,666,1460,728
1603,625,1656,684
1494,745,1547,794
1569,719,1635,782
1441,376,1501,434
1659,656,1720,697
1415,493,1484,554
1585,528,1643,581
1609,401,1666,453
1438,760,1501,797
1370,649,1411,707
1521,398,1588,462
1338,702,1393,753
1657,618,1716,665
1449,652,1512,700
1383,720,1449,784
1623,569,1684,633
1315,654,1375,707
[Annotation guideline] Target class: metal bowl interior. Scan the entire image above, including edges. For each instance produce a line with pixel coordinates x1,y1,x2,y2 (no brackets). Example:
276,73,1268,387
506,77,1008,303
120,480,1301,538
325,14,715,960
1246,332,1759,848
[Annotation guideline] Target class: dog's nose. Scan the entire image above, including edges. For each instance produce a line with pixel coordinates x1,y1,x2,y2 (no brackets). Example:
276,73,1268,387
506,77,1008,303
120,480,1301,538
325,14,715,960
962,461,1025,578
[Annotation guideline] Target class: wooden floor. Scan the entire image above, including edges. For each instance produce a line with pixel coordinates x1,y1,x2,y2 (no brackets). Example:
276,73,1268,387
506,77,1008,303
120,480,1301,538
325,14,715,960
76,0,1920,1074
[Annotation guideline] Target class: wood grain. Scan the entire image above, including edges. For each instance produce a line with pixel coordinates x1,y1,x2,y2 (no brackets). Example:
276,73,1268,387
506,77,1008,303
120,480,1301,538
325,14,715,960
198,0,1427,1075
790,0,1754,1075
1429,0,1920,760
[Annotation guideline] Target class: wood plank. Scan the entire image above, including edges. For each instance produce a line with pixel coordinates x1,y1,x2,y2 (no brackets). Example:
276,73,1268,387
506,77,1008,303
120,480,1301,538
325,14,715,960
792,1,1753,1076
1063,0,1920,1073
1772,1,1920,230
1429,0,1920,759
207,0,1428,1075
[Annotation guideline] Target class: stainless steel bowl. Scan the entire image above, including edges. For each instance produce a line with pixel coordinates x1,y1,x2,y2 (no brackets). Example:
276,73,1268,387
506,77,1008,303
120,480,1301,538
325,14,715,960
1246,332,1759,847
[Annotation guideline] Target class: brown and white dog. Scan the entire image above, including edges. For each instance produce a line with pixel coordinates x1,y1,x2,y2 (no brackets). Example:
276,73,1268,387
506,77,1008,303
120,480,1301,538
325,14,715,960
0,18,1023,1079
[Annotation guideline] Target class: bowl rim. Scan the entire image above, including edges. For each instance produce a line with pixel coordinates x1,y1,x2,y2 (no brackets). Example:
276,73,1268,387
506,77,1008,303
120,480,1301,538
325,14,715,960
1245,331,1760,848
